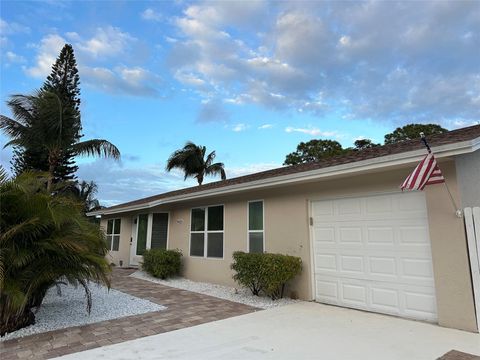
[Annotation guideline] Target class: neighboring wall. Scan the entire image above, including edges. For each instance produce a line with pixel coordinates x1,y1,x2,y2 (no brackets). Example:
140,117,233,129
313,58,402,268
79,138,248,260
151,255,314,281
455,150,480,207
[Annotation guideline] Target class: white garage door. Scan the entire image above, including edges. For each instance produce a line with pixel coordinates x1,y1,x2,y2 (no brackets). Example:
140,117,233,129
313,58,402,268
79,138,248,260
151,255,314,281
311,192,437,322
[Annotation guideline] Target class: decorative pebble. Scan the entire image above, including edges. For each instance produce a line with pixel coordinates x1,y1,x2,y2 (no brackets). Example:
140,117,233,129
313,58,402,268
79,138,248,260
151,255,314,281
1,284,165,341
131,270,301,310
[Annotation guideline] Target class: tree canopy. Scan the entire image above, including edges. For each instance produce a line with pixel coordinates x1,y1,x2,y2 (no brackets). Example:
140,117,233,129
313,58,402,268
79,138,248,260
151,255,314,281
1,90,120,190
353,139,380,150
284,139,345,165
384,124,447,144
9,44,83,180
284,123,448,165
166,142,226,185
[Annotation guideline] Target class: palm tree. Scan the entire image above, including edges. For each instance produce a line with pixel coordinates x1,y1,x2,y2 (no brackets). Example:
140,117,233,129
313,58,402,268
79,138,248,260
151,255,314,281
0,90,120,190
73,180,103,214
0,168,111,335
166,142,226,185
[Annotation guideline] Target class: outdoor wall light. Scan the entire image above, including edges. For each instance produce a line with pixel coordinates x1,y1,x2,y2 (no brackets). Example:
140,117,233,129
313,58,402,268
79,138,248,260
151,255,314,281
176,219,184,224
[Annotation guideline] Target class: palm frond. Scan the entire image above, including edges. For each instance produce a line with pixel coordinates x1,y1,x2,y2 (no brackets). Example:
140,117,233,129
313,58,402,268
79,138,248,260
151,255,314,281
1,172,111,335
0,116,28,145
72,139,120,159
205,162,226,180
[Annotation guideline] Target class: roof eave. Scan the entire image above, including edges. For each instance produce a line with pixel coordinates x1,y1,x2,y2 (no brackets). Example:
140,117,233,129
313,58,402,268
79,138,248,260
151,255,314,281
87,137,480,217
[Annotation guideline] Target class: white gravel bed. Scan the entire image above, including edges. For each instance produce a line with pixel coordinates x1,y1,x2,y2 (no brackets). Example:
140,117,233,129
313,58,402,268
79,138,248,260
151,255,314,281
130,270,301,309
1,284,165,341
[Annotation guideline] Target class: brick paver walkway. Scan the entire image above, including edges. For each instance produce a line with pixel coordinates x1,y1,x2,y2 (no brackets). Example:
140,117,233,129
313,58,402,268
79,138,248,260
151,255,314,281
0,268,257,359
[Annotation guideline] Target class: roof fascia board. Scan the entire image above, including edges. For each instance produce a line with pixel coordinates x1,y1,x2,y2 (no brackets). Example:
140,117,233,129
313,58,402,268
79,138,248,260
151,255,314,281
89,137,479,216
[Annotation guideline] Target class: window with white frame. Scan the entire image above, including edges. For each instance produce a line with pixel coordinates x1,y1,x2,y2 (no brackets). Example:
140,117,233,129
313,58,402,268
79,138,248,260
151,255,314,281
248,201,264,253
190,205,224,258
106,218,121,251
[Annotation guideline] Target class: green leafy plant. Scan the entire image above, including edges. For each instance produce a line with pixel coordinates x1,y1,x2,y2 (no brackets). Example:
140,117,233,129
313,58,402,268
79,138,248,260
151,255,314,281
231,251,302,300
0,169,111,336
142,249,183,279
230,252,265,295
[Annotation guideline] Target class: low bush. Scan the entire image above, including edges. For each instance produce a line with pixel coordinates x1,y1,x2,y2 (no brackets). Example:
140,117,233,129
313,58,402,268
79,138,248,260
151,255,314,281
231,251,302,300
142,249,182,279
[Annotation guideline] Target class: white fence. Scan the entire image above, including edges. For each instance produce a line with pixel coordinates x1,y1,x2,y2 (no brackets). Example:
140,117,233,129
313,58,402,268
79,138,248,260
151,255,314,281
465,207,480,332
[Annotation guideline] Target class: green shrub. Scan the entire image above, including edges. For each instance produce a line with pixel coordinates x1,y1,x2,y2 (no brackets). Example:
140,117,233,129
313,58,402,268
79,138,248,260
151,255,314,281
142,249,182,279
231,252,265,295
231,251,302,300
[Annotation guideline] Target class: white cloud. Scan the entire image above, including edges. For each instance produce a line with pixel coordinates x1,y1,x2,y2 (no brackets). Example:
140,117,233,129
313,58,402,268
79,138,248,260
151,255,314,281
76,159,195,207
258,124,273,129
285,126,339,137
0,18,30,35
232,123,248,132
168,1,480,125
141,8,162,21
76,158,280,207
174,71,206,87
4,51,26,64
24,34,65,78
76,26,136,59
81,65,161,97
24,30,160,97
225,162,280,179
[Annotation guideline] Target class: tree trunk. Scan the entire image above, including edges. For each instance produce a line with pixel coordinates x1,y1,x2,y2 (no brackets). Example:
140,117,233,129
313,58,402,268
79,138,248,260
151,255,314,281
47,149,60,191
197,174,203,185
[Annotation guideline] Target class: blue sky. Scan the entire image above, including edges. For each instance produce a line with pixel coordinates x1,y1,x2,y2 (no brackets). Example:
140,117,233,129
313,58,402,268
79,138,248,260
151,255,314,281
1,0,479,206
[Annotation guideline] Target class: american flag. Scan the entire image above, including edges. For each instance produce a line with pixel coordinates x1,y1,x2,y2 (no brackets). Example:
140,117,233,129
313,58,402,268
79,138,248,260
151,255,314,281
400,152,445,191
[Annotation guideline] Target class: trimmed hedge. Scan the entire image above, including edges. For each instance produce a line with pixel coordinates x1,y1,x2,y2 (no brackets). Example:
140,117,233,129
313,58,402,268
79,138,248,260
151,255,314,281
231,251,302,300
142,249,182,279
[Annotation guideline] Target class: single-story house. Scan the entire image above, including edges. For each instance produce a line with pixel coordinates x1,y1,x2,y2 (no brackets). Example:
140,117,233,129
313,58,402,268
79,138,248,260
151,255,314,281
88,125,480,332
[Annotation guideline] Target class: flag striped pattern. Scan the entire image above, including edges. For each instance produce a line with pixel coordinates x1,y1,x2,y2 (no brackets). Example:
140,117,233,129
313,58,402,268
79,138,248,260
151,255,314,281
400,153,445,191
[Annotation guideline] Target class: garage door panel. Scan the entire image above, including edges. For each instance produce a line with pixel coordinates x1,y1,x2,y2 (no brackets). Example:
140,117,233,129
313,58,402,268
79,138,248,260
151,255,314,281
313,200,334,216
339,227,363,244
341,283,367,305
366,195,393,214
337,198,362,215
316,278,338,301
313,227,335,243
404,290,437,318
369,256,397,277
315,254,337,271
399,226,429,245
371,287,399,311
340,255,364,274
312,192,437,322
367,226,395,244
315,275,437,321
397,191,428,212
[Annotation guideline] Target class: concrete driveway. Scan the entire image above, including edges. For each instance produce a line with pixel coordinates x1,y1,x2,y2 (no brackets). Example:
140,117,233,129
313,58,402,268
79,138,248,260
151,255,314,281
57,302,480,360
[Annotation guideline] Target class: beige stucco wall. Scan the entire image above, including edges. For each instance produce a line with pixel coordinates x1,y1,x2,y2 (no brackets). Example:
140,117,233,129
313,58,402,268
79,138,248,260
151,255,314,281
100,158,476,332
100,216,132,267
424,161,477,332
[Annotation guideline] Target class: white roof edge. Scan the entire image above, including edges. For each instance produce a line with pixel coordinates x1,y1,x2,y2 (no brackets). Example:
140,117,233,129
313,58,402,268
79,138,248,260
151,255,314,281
88,137,480,217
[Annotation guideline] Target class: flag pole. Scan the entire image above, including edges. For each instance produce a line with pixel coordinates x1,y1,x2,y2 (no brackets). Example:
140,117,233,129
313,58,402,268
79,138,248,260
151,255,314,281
419,132,462,218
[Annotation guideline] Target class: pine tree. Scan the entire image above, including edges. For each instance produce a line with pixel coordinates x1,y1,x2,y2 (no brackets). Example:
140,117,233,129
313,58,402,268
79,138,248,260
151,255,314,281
41,44,82,180
11,44,82,180
41,44,81,113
